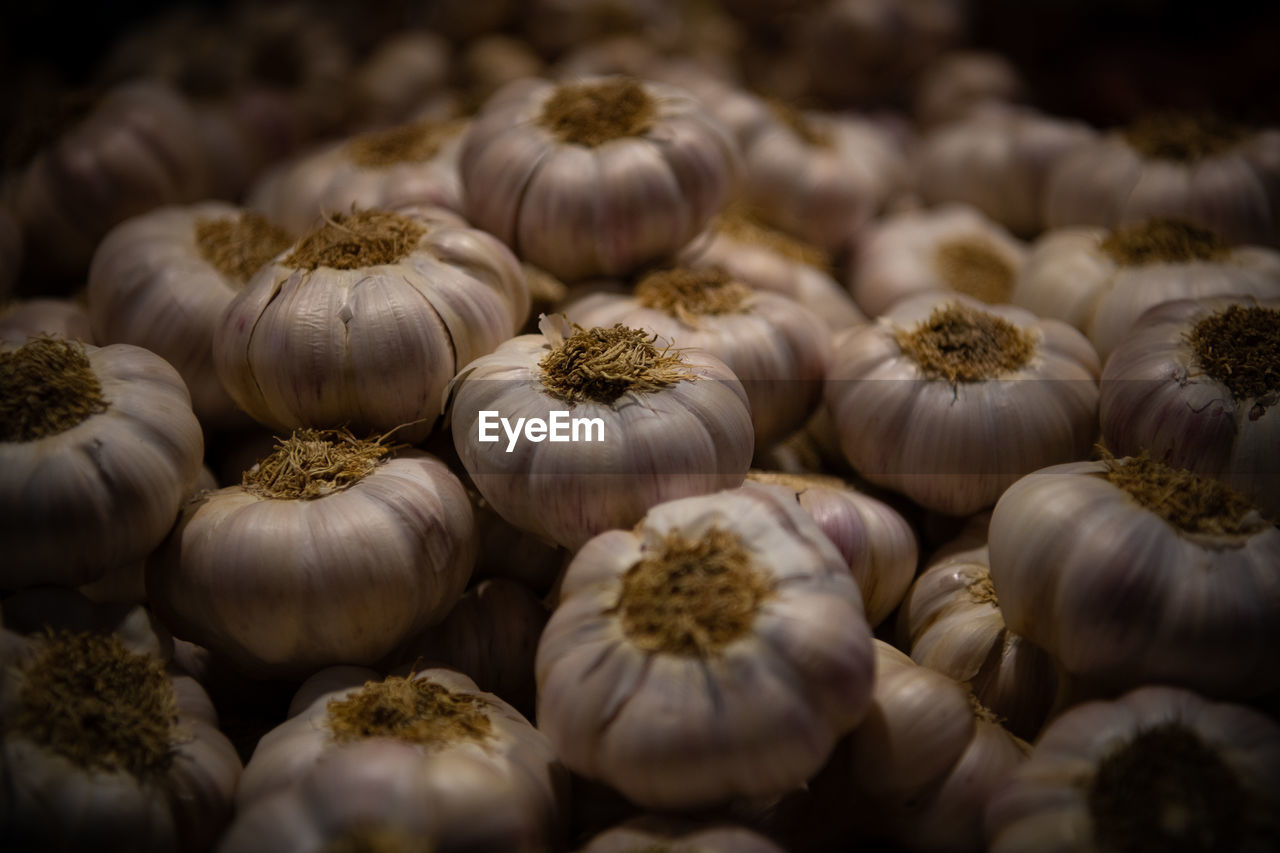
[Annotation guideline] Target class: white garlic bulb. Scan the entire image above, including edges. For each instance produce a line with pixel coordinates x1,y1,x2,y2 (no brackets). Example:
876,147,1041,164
914,52,1026,130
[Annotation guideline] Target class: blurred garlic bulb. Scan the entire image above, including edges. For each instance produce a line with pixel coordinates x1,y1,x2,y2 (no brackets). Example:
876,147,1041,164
825,293,1100,515
459,35,546,110
460,75,739,282
524,0,683,58
0,588,241,853
0,297,93,345
346,30,452,129
747,470,918,627
849,203,1029,317
915,105,1095,237
214,208,528,443
147,429,475,678
247,118,467,237
913,51,1025,130
88,203,291,427
989,455,1280,697
985,685,1280,852
577,816,786,853
0,201,21,300
1044,114,1280,247
1100,297,1279,518
566,265,832,450
1,338,204,590
1012,218,1280,361
449,315,753,551
536,483,875,810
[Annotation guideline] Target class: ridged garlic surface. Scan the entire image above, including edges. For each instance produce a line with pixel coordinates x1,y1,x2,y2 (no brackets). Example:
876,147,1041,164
825,293,1100,516
988,456,1280,697
535,483,875,810
460,75,738,282
1012,218,1280,361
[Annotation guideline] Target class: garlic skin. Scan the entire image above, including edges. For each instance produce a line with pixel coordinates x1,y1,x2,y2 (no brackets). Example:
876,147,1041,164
214,207,528,444
1,341,204,590
849,203,1028,317
1100,297,1280,518
825,293,1100,516
988,459,1280,697
577,816,786,853
536,483,875,810
985,686,1280,853
913,52,1025,130
1012,221,1280,361
0,298,94,345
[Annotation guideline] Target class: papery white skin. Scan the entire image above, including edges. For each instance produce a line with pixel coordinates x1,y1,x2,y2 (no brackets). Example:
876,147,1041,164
0,590,241,853
915,105,1096,237
1044,127,1280,247
0,298,94,345
536,482,876,810
214,206,529,444
984,686,1280,853
236,666,564,846
146,451,475,679
824,292,1100,516
577,815,786,853
1,342,204,590
988,459,1280,696
0,201,21,300
1012,225,1280,361
849,203,1029,318
449,316,754,551
460,75,739,282
346,30,452,128
1100,297,1280,517
914,52,1025,130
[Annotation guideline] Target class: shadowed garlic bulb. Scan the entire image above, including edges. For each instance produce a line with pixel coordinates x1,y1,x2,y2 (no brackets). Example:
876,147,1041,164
913,52,1025,130
0,201,20,300
345,30,452,128
536,483,875,810
989,455,1280,697
1012,217,1280,361
460,75,739,282
825,293,1100,515
0,298,94,345
985,686,1280,852
577,816,786,853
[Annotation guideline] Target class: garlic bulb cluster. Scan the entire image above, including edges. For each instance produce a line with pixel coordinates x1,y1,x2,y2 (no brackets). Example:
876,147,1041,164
985,685,1280,852
1101,297,1280,518
0,298,94,345
825,293,1100,515
147,429,475,678
88,203,292,427
989,455,1280,697
450,314,754,551
460,75,739,281
913,51,1025,129
214,207,529,443
536,482,875,810
849,203,1028,317
577,816,786,853
1,338,204,590
1012,217,1280,361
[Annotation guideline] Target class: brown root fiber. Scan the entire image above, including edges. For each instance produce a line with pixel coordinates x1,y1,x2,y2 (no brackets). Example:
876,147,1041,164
896,303,1035,383
539,323,695,404
1122,112,1247,161
242,428,389,500
746,469,850,495
613,527,773,657
195,212,291,285
1103,452,1263,536
0,337,108,442
635,267,753,324
326,676,492,749
933,239,1016,304
538,78,656,146
1100,218,1229,267
284,211,426,271
15,630,179,782
713,204,831,270
1188,305,1280,401
346,118,465,168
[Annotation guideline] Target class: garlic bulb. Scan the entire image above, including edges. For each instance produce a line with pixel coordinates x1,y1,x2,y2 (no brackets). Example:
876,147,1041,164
565,265,832,450
1,338,204,590
147,429,475,678
214,208,528,443
346,30,452,128
536,482,875,810
0,589,241,853
1044,114,1280,247
460,35,546,110
988,455,1280,697
1012,217,1280,361
460,75,739,282
747,470,918,627
985,685,1280,852
825,293,1100,515
524,0,683,58
577,816,786,853
450,315,753,551
1101,297,1280,518
88,203,292,427
913,51,1025,130
915,105,1095,237
849,203,1028,318
0,298,94,345
247,118,468,237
